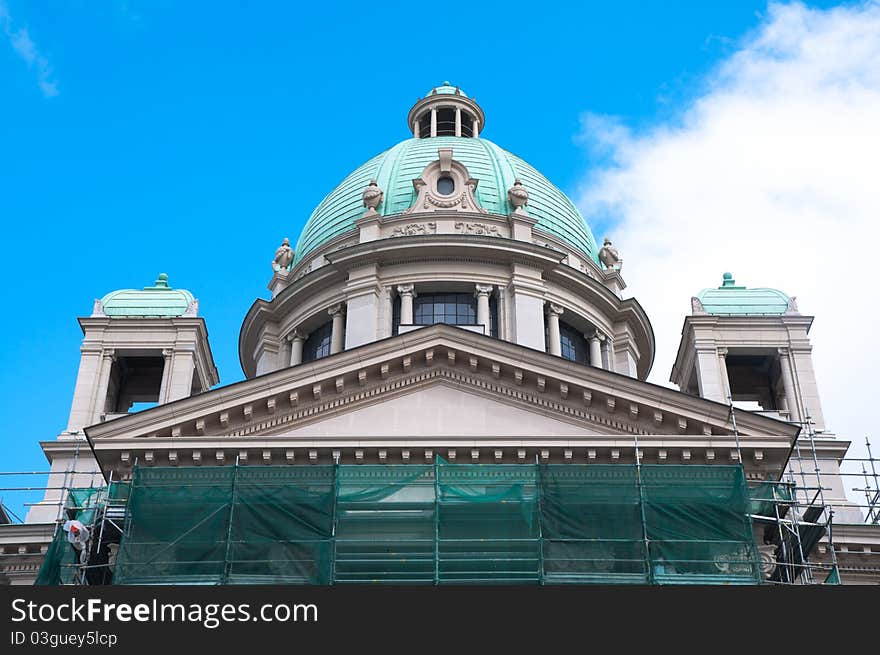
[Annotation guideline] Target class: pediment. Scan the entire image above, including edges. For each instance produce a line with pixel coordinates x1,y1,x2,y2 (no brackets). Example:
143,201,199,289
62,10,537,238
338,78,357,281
267,380,606,439
85,324,798,476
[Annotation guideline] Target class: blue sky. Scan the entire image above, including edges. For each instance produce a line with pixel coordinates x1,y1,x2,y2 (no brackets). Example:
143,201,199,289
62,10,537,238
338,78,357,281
1,1,874,519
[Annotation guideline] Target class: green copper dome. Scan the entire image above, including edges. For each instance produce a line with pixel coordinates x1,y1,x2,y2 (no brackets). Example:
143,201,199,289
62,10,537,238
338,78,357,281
696,273,790,315
101,273,195,318
294,136,599,265
428,81,467,97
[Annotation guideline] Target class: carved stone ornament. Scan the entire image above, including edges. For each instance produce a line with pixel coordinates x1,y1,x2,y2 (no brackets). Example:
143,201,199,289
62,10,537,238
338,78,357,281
404,148,487,215
390,222,437,237
272,237,294,272
91,299,106,317
785,296,799,314
507,178,529,213
182,299,199,317
757,544,777,578
454,222,500,237
598,237,622,271
362,179,384,216
691,296,707,314
713,548,757,575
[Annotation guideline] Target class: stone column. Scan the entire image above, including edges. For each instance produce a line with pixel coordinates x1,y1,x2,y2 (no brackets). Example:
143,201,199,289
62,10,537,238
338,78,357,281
157,348,173,403
475,284,494,335
66,348,104,432
588,330,604,369
455,107,462,137
545,303,563,356
430,108,437,137
718,347,732,402
288,330,304,366
473,117,480,138
601,337,613,372
414,118,420,138
777,348,801,423
382,286,394,338
508,264,547,351
329,304,345,355
397,284,416,325
91,349,116,422
166,349,196,402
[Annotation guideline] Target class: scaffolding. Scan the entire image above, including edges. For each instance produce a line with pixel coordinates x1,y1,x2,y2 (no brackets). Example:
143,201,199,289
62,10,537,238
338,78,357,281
105,460,764,585
4,431,878,586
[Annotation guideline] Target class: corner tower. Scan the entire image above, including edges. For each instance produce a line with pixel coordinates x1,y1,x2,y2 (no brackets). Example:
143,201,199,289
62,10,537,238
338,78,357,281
27,274,219,523
66,274,219,431
671,273,825,430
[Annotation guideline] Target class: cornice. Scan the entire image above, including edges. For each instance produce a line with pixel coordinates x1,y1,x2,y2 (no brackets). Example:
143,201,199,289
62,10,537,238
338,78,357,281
0,522,56,545
324,233,565,270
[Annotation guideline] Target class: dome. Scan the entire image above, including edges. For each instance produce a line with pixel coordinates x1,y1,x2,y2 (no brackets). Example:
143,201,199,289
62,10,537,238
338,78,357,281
101,273,195,318
427,81,468,97
294,136,599,265
696,273,790,315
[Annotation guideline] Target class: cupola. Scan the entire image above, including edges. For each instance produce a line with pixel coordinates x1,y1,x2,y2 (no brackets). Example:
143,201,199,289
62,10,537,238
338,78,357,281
407,82,486,138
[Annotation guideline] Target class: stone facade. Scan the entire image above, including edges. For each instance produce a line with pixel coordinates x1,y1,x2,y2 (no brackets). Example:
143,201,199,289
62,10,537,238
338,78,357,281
2,85,877,586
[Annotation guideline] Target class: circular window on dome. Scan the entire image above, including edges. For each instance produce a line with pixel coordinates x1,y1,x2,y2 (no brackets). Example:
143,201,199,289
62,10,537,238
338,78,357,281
437,176,455,196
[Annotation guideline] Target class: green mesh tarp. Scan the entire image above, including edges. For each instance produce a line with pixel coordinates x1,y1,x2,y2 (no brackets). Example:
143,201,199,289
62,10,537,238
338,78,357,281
115,466,335,584
438,464,541,583
641,466,760,584
747,481,793,518
334,465,435,583
113,463,762,585
540,465,647,583
34,525,78,585
34,482,131,585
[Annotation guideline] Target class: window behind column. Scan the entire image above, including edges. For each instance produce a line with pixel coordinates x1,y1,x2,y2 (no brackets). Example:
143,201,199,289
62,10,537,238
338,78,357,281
393,292,497,337
303,321,333,362
551,321,588,364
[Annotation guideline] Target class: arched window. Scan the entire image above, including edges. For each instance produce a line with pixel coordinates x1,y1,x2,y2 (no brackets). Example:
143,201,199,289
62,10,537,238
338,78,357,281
302,321,333,363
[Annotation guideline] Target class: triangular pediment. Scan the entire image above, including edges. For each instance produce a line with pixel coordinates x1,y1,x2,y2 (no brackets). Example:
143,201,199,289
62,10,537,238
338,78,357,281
270,380,605,439
85,324,798,474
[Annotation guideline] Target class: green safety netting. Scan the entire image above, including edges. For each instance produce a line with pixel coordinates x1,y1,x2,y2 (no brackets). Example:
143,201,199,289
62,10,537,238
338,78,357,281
113,462,762,585
34,482,131,585
34,525,78,585
747,480,793,518
115,466,335,584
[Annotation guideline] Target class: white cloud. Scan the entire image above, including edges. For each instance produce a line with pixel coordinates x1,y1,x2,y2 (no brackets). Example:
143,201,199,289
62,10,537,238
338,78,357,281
578,2,880,503
0,0,58,97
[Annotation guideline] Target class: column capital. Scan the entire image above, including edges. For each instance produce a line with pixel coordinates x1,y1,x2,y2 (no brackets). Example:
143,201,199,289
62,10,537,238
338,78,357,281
286,329,305,343
587,329,605,342
474,284,494,298
396,284,416,297
545,302,564,317
103,348,118,360
717,347,728,356
777,347,790,356
328,303,345,318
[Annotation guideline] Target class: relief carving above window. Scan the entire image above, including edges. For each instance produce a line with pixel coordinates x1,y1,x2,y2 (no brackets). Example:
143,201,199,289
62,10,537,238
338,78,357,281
404,148,487,215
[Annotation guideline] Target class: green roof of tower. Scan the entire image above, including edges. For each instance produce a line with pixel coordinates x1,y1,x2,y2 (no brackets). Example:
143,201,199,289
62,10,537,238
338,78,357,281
428,81,467,97
696,273,790,315
101,273,195,318
293,136,599,265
